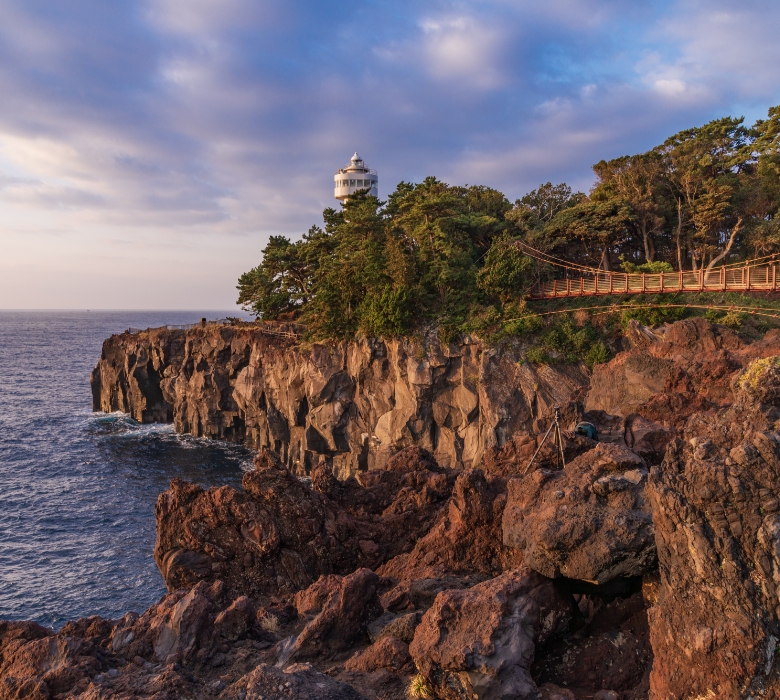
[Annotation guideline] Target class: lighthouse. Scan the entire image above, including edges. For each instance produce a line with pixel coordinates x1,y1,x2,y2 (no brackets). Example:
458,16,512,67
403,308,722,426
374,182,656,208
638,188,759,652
334,152,378,201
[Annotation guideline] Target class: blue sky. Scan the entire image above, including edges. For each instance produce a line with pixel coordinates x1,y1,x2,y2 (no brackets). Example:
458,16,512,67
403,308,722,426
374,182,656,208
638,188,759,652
1,0,779,309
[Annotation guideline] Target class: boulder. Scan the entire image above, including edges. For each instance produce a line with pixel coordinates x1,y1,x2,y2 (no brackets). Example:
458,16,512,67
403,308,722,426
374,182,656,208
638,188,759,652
279,569,383,665
0,620,109,700
148,582,214,662
368,611,421,644
503,443,656,584
409,569,571,700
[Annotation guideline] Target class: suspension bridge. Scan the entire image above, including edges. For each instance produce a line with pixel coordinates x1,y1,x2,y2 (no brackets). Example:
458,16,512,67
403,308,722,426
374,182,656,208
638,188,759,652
521,243,780,300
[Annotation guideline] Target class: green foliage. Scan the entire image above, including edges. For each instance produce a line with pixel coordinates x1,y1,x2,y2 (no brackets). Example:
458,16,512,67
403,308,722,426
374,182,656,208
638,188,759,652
705,308,746,328
409,674,433,699
476,232,533,301
521,316,611,367
585,341,610,367
620,259,675,274
358,286,414,337
237,104,780,346
621,305,687,328
525,346,553,365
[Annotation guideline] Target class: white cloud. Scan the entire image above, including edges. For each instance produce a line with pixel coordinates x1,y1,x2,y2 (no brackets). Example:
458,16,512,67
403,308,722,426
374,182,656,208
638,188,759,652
653,78,686,96
418,15,508,89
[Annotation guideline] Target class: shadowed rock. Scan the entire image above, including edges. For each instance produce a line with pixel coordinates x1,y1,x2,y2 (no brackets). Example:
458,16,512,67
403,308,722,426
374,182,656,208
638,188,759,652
409,568,571,700
154,447,456,598
503,443,656,584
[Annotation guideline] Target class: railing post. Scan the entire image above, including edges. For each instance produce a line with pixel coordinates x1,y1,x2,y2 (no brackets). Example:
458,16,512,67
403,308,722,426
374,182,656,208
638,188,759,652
660,271,664,292
678,270,682,290
721,266,725,290
579,277,584,296
746,265,751,291
566,278,571,295
641,273,646,293
773,264,777,291
553,279,557,296
609,273,613,295
698,268,703,290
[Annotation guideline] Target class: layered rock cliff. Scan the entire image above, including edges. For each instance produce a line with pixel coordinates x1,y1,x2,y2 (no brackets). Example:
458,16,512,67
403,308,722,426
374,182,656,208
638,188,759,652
9,319,780,699
91,326,588,477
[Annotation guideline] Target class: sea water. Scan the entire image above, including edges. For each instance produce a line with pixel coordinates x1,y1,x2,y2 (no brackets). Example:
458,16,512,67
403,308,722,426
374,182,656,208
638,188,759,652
0,311,256,629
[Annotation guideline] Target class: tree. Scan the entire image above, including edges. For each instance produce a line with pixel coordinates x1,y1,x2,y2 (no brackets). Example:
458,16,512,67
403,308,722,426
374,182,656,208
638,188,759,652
592,153,665,264
654,117,751,271
543,199,636,271
476,233,533,302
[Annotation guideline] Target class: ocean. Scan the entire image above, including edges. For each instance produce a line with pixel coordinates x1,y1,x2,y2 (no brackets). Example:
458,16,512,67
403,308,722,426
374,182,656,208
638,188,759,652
0,311,256,629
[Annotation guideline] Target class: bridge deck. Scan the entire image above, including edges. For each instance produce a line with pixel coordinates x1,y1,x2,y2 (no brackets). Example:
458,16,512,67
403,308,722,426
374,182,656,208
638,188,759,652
530,264,779,299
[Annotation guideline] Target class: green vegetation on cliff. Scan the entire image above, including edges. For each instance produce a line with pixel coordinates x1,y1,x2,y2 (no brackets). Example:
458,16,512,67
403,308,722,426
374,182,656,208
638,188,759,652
238,105,780,353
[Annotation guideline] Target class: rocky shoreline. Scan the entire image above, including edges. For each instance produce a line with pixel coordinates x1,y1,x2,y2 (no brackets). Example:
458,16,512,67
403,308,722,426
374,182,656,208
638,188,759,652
5,318,780,698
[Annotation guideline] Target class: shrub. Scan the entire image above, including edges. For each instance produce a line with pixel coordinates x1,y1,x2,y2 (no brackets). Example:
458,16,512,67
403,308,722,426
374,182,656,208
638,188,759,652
409,674,433,699
526,346,553,365
585,340,610,367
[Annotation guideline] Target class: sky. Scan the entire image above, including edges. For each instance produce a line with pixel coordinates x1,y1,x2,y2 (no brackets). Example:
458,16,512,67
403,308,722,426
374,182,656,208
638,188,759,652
1,0,779,309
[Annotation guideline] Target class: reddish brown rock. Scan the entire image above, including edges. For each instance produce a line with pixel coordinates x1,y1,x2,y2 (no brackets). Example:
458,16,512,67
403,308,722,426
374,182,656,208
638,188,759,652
646,356,780,699
238,662,368,699
155,447,456,598
0,620,106,700
533,589,652,698
344,636,411,673
586,318,780,428
503,443,656,584
482,424,596,478
280,569,383,665
409,568,571,700
379,468,523,585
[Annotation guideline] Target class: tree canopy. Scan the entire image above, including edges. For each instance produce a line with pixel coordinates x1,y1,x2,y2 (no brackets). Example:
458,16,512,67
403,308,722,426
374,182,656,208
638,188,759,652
238,105,780,341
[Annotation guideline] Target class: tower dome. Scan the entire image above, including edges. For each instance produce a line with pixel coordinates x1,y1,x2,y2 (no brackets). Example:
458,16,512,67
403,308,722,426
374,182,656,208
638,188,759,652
334,152,378,201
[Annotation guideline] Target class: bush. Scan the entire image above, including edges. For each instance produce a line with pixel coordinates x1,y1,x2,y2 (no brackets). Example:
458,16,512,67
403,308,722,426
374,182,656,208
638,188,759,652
585,341,610,367
705,308,745,328
526,346,553,365
621,304,686,328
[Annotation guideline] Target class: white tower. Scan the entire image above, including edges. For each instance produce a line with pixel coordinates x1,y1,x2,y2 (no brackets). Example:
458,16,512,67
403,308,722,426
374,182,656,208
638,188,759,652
334,152,378,201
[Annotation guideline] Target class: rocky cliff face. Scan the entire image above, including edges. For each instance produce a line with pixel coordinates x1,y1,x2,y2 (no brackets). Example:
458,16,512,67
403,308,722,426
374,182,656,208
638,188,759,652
11,319,780,700
91,326,589,478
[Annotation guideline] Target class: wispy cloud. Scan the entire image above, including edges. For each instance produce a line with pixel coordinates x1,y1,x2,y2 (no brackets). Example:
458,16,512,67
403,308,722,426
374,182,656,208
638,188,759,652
0,0,778,308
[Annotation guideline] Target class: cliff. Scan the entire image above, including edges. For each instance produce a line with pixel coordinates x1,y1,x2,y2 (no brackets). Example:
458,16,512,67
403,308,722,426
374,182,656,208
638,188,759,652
9,319,780,699
91,326,589,478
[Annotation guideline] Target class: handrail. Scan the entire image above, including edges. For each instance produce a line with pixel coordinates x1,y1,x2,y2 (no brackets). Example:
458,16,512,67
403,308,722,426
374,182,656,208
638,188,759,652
529,262,779,299
334,169,378,176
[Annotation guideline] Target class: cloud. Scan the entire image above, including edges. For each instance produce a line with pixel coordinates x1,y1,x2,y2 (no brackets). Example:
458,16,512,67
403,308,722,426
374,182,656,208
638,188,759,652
0,0,778,308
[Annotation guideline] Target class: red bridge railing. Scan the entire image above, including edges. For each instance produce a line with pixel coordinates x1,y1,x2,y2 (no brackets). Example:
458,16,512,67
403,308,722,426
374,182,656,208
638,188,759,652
529,263,779,299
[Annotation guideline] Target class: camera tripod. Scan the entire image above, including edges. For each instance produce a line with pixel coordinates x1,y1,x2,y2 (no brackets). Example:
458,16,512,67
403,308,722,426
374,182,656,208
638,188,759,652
522,405,566,475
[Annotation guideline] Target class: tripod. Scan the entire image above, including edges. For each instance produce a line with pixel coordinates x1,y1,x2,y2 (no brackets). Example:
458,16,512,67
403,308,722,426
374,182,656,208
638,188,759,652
522,405,566,475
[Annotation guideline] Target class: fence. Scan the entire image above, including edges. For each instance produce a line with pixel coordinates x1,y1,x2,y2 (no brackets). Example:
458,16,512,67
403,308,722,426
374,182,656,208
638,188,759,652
126,319,304,339
530,263,780,299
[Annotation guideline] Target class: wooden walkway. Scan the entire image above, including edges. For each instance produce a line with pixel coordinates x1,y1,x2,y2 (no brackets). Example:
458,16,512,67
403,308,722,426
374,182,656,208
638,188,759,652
529,263,780,299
